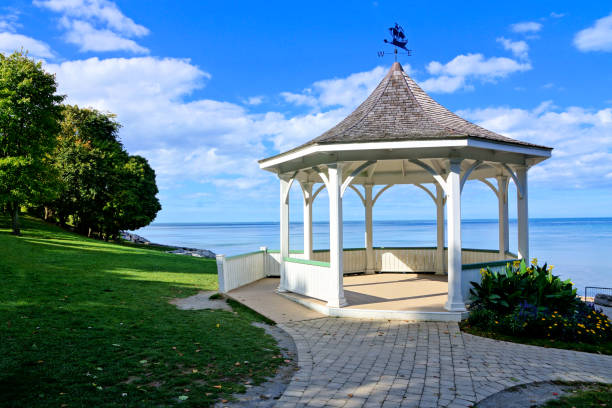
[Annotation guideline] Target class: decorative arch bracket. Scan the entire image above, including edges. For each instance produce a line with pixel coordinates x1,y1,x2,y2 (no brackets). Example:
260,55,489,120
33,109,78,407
460,160,483,192
372,184,395,206
414,183,436,203
341,161,376,198
282,171,298,204
297,180,313,204
311,184,326,202
409,159,449,196
502,164,525,199
348,185,366,205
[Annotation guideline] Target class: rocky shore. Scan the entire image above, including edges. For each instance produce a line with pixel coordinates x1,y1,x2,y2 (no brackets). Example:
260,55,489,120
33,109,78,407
120,231,216,259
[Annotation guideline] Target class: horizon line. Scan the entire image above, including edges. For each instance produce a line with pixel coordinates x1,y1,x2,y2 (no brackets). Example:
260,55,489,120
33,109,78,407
144,216,612,226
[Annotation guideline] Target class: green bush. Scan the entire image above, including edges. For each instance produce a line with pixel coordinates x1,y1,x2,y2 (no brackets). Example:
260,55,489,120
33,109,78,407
469,259,578,315
466,258,612,345
509,300,612,343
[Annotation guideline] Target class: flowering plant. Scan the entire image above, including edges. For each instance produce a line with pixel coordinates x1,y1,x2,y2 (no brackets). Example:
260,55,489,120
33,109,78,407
469,258,578,315
468,300,612,344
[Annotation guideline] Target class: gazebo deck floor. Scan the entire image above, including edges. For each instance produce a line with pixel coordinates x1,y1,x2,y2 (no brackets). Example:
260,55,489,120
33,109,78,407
228,274,464,322
290,273,449,312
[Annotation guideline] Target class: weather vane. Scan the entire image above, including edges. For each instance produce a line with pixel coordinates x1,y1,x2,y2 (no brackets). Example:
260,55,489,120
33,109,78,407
378,23,412,61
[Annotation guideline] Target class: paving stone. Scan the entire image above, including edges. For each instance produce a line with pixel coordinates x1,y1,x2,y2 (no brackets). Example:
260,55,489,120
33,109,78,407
269,318,612,407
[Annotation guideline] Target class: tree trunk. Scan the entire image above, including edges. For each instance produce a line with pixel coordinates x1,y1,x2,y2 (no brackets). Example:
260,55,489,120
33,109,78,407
11,205,21,236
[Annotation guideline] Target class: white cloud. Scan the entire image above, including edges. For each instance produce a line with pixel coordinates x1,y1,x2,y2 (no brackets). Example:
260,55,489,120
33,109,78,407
42,55,351,190
0,12,20,32
35,0,149,53
550,12,566,19
427,54,531,78
458,102,612,187
419,75,467,93
244,96,264,106
422,53,531,93
280,91,319,108
281,66,388,111
0,12,54,59
0,32,54,59
313,66,388,108
497,37,529,59
510,21,542,34
34,0,148,36
40,50,609,195
60,19,148,53
574,13,612,52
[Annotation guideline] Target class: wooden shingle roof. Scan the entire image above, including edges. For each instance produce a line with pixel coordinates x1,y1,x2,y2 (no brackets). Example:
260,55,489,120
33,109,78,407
300,62,549,150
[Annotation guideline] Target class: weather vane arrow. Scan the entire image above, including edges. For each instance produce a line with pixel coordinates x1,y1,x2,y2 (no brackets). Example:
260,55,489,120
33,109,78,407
378,23,412,61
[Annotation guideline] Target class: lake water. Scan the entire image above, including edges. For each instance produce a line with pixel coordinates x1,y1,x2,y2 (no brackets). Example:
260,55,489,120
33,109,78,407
134,218,612,295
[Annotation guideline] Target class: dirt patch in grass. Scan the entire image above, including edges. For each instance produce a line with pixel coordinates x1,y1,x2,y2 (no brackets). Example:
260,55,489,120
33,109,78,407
169,291,232,311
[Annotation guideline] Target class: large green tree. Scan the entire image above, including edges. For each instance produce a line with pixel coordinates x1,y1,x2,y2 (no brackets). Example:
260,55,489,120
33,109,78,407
0,51,64,234
52,105,125,235
107,155,162,235
51,105,161,239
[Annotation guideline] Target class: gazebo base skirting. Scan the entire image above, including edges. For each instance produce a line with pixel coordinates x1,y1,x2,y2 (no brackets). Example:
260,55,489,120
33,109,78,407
216,246,515,319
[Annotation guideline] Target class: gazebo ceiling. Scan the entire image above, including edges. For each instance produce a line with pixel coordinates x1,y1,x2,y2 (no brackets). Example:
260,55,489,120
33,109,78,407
260,62,552,183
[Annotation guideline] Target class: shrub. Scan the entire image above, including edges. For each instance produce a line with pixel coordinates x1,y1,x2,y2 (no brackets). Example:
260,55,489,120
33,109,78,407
466,259,611,345
468,299,612,344
467,308,497,330
469,259,578,315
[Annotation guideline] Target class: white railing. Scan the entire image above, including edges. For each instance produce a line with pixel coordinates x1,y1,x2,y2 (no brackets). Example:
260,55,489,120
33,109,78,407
216,250,265,293
284,257,331,301
343,249,366,273
375,247,438,272
216,247,517,295
462,249,514,265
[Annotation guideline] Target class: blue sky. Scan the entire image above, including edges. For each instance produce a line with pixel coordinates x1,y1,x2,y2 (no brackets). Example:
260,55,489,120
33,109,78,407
1,1,612,223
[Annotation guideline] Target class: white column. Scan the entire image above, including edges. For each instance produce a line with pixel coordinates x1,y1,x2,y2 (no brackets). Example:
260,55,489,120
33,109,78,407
364,183,375,274
328,164,347,307
516,166,529,261
216,254,227,293
496,176,510,258
302,182,313,260
278,177,291,292
445,159,466,312
435,183,445,275
260,246,268,277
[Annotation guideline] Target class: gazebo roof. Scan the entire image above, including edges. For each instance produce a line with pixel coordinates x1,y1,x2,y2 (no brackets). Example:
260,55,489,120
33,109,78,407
307,62,545,148
260,62,551,169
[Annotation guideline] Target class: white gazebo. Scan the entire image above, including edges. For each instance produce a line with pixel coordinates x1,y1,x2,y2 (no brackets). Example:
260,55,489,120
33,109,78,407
256,62,552,313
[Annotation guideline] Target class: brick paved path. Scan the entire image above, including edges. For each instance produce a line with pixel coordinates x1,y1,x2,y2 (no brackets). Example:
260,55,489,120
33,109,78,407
274,318,612,408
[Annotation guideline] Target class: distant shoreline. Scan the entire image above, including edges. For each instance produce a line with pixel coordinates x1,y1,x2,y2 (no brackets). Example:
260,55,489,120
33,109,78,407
120,231,216,259
143,217,612,227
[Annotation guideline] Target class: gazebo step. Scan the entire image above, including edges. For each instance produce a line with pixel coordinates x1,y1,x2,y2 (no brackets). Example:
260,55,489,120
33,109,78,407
278,291,468,322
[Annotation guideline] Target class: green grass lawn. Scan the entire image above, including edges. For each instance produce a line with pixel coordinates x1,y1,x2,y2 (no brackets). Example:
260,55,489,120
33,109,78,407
542,383,612,407
0,216,283,407
460,323,612,355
